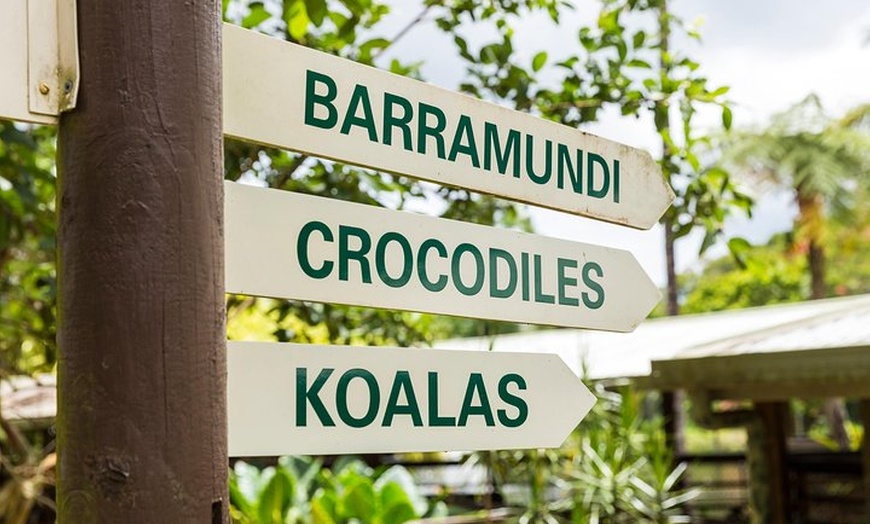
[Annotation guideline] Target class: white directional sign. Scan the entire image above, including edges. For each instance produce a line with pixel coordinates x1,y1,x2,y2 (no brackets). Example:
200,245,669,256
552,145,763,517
223,24,674,229
0,0,53,124
226,182,661,332
228,341,596,456
0,0,78,124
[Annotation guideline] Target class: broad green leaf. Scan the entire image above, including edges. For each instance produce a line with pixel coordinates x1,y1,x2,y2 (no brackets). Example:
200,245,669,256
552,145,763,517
359,37,390,61
311,493,339,524
698,229,719,255
375,466,426,516
228,470,256,517
727,237,752,269
340,478,377,521
722,105,733,130
305,0,327,26
381,498,418,524
242,3,271,29
532,51,547,72
256,469,296,524
632,30,646,49
284,0,310,41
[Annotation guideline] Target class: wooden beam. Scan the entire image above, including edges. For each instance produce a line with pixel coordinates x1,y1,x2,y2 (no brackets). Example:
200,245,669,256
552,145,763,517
56,0,227,520
861,399,870,519
747,402,790,524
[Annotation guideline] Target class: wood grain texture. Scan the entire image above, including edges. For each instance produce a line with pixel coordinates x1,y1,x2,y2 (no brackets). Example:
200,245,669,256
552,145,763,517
56,0,226,521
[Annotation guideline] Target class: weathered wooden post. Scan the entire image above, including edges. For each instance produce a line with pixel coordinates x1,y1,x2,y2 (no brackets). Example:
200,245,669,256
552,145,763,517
56,0,227,521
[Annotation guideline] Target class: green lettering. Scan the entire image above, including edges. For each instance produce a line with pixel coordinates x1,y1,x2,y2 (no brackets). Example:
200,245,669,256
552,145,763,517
375,232,413,288
497,374,528,428
428,372,456,427
340,84,379,142
489,248,517,299
557,144,583,193
296,368,335,427
382,371,423,427
613,159,620,203
483,123,520,177
533,254,555,304
525,134,553,185
297,221,334,279
336,368,379,428
458,373,494,427
418,239,448,292
417,103,447,159
452,243,485,296
521,252,530,302
383,93,414,151
304,70,338,129
582,262,605,309
557,258,579,306
339,225,372,283
587,153,610,199
448,115,480,167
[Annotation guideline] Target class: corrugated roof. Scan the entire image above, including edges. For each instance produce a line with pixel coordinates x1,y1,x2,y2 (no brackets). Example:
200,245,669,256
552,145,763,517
434,294,870,382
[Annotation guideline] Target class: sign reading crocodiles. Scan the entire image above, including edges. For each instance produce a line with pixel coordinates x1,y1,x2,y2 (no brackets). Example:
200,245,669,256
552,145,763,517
223,24,674,229
225,182,660,332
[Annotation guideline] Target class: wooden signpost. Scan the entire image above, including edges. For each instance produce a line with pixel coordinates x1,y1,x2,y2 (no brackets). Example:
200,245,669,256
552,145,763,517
0,9,673,521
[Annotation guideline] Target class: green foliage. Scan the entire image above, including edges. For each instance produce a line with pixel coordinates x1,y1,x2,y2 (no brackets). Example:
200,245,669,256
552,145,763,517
567,385,697,524
0,122,57,375
229,456,443,524
723,95,870,248
470,384,696,523
680,97,870,312
724,95,870,208
680,240,809,314
681,216,870,313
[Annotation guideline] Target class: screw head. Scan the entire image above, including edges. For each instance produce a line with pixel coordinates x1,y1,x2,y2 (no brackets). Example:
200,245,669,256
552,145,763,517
38,83,50,95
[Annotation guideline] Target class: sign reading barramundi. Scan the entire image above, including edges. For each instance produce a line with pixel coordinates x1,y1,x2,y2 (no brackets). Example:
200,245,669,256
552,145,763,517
228,341,596,456
225,182,661,333
223,24,674,229
304,70,621,204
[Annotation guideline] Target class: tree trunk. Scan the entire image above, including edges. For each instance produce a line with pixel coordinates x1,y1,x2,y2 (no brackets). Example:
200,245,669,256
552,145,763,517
794,188,848,448
664,217,679,316
795,189,827,300
656,0,678,317
56,0,227,521
808,239,826,300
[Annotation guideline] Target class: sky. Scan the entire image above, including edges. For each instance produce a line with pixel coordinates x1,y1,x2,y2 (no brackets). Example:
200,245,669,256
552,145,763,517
376,0,870,287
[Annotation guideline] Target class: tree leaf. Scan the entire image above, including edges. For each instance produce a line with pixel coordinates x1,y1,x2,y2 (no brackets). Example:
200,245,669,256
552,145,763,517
284,0,310,41
722,105,733,130
305,0,327,26
242,2,271,29
532,51,547,72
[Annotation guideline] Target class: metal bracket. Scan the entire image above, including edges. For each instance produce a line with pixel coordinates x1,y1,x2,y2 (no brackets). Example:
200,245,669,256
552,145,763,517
28,0,79,116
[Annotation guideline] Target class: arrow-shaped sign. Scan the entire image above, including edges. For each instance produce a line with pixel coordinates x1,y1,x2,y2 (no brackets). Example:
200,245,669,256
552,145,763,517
223,24,673,229
1,17,673,228
225,182,661,332
228,341,596,456
2,16,673,228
